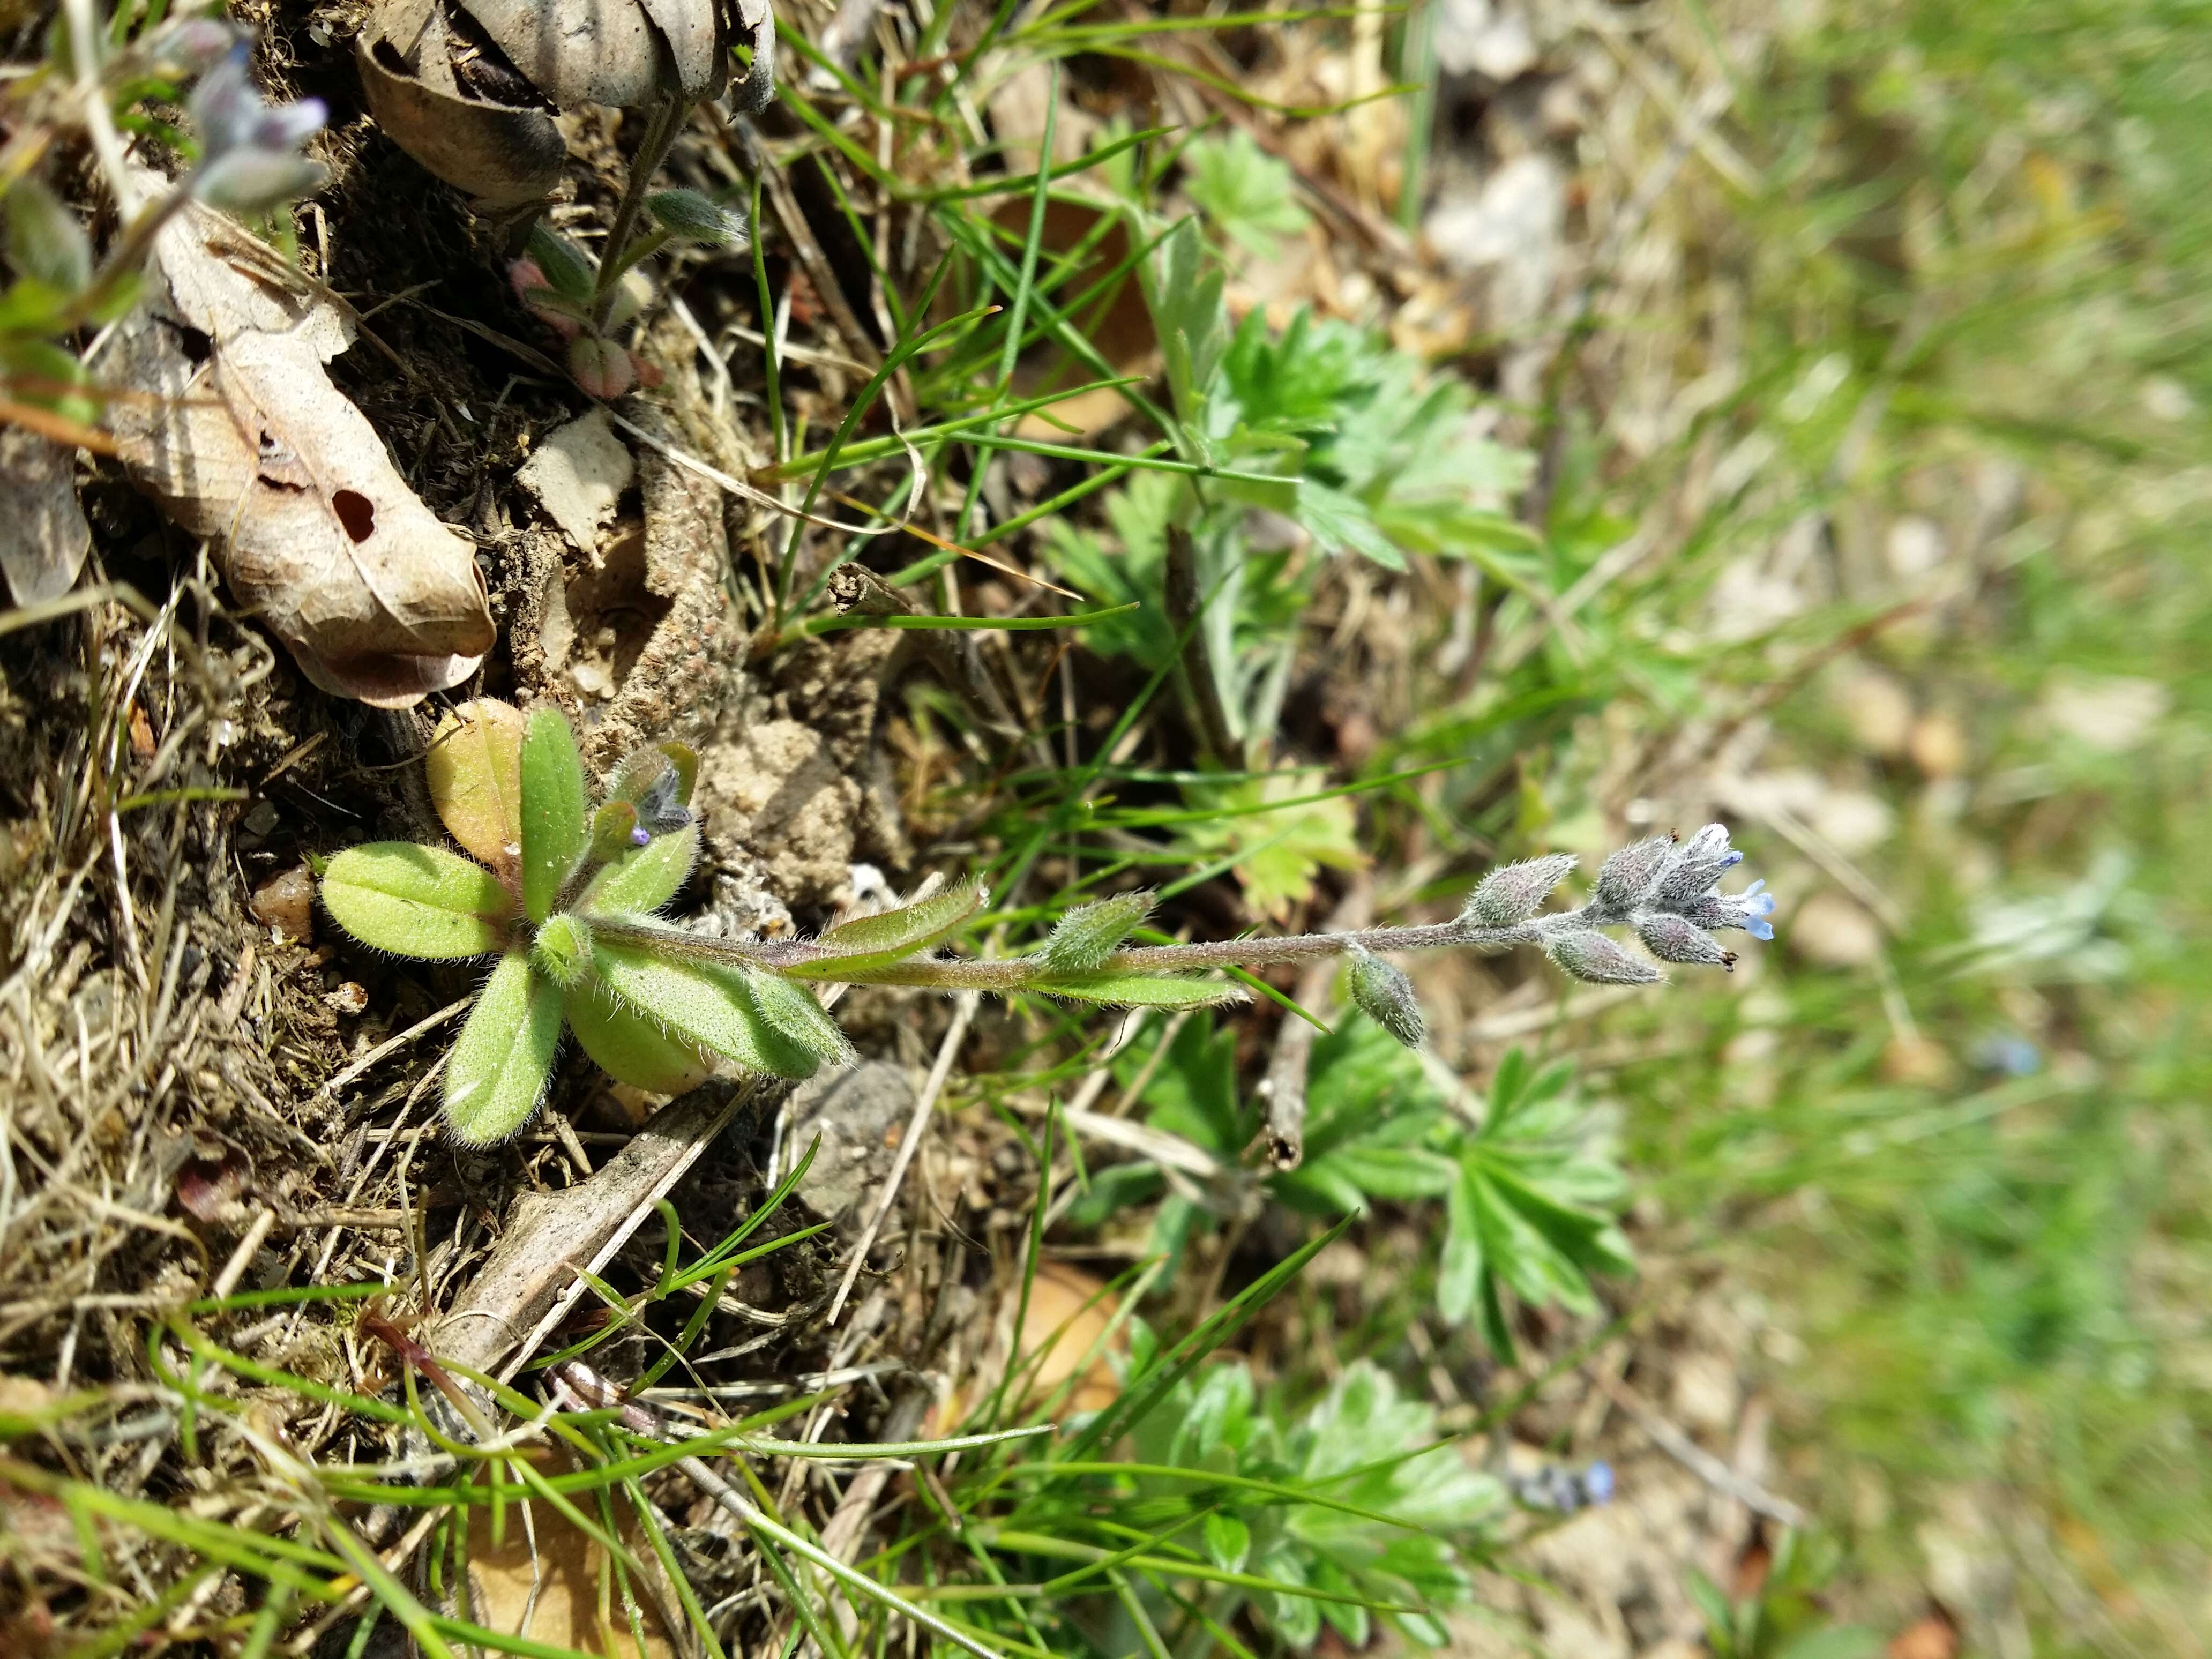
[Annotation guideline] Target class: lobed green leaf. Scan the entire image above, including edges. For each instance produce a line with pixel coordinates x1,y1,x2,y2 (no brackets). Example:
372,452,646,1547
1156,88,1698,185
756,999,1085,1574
443,953,563,1145
320,843,513,960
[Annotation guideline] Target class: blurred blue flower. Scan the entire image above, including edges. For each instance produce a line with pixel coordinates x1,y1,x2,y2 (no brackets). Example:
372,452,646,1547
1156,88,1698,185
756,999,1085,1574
188,46,327,213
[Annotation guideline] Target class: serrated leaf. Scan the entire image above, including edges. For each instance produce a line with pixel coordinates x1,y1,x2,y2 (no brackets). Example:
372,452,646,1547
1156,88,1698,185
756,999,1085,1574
563,980,714,1094
794,883,985,976
425,699,525,872
1040,891,1153,974
1137,214,1228,449
588,939,819,1078
1183,129,1309,257
1203,1511,1252,1575
443,953,562,1145
579,821,699,918
741,968,855,1066
520,707,587,923
1037,972,1245,1009
647,188,748,246
320,842,513,959
1438,1168,1485,1327
1299,481,1406,571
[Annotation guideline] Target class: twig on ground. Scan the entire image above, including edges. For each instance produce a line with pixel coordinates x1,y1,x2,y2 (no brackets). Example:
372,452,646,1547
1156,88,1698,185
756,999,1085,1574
1262,884,1372,1170
1601,1376,1808,1528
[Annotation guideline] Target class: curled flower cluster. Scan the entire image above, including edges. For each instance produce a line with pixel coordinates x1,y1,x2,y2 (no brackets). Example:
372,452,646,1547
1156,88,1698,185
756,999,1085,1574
1537,823,1778,986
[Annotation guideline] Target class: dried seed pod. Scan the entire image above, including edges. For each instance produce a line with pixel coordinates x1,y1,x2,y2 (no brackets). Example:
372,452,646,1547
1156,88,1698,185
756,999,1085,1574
358,0,565,208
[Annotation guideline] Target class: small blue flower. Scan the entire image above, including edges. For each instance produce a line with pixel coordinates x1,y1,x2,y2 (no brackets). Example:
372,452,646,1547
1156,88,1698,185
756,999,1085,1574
1684,878,1776,940
1580,1461,1615,1505
188,46,328,213
629,825,653,848
1740,879,1776,941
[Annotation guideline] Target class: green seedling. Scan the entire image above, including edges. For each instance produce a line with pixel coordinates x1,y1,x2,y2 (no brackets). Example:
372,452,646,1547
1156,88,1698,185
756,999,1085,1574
319,704,1772,1145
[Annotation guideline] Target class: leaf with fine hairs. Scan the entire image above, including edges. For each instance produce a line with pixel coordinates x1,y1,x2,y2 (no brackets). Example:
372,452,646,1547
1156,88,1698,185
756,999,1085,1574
793,883,986,976
1036,972,1246,1010
320,842,513,959
444,953,563,1145
519,707,587,923
588,939,820,1079
578,821,700,918
424,699,525,874
741,968,855,1067
562,981,714,1095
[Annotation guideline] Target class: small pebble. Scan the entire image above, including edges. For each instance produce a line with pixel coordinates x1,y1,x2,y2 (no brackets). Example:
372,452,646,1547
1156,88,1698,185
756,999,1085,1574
249,866,314,943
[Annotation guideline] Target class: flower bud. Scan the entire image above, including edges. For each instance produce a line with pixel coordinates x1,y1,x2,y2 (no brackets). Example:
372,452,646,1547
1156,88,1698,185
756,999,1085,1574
1596,834,1673,910
1651,823,1744,909
1634,912,1733,968
1544,928,1664,986
1347,946,1425,1048
1463,854,1577,928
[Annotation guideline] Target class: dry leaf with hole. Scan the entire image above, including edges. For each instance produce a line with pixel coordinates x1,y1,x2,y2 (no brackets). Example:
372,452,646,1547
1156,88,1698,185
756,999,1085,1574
106,176,495,707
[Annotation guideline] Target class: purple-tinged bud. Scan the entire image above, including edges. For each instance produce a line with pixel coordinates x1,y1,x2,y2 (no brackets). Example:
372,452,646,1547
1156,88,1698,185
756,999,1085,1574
1635,912,1733,968
1544,928,1664,986
1596,834,1673,910
1463,853,1578,928
1347,946,1425,1049
1651,822,1745,909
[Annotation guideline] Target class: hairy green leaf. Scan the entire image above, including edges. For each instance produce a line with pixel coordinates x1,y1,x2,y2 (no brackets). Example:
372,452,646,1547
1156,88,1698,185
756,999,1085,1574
443,953,562,1145
794,883,986,975
424,699,525,873
320,843,512,959
742,968,855,1066
647,188,748,246
562,981,714,1095
588,940,819,1078
520,707,587,923
1036,972,1245,1009
1040,891,1154,974
579,822,700,918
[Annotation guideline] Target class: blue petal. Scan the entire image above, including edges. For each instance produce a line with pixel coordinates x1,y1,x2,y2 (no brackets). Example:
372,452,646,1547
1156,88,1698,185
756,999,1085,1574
1747,917,1774,941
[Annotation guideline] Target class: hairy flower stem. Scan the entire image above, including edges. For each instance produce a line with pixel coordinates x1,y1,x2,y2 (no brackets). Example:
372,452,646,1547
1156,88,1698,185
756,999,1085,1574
591,91,687,333
588,909,1610,991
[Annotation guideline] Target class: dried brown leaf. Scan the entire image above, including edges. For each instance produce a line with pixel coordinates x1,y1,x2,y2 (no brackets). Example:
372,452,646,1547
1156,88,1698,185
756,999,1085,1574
0,427,91,606
107,181,495,707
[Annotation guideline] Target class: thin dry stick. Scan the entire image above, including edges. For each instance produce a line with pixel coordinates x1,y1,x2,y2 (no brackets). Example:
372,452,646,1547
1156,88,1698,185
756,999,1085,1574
1601,1377,1808,1528
1262,883,1372,1170
826,994,976,1323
